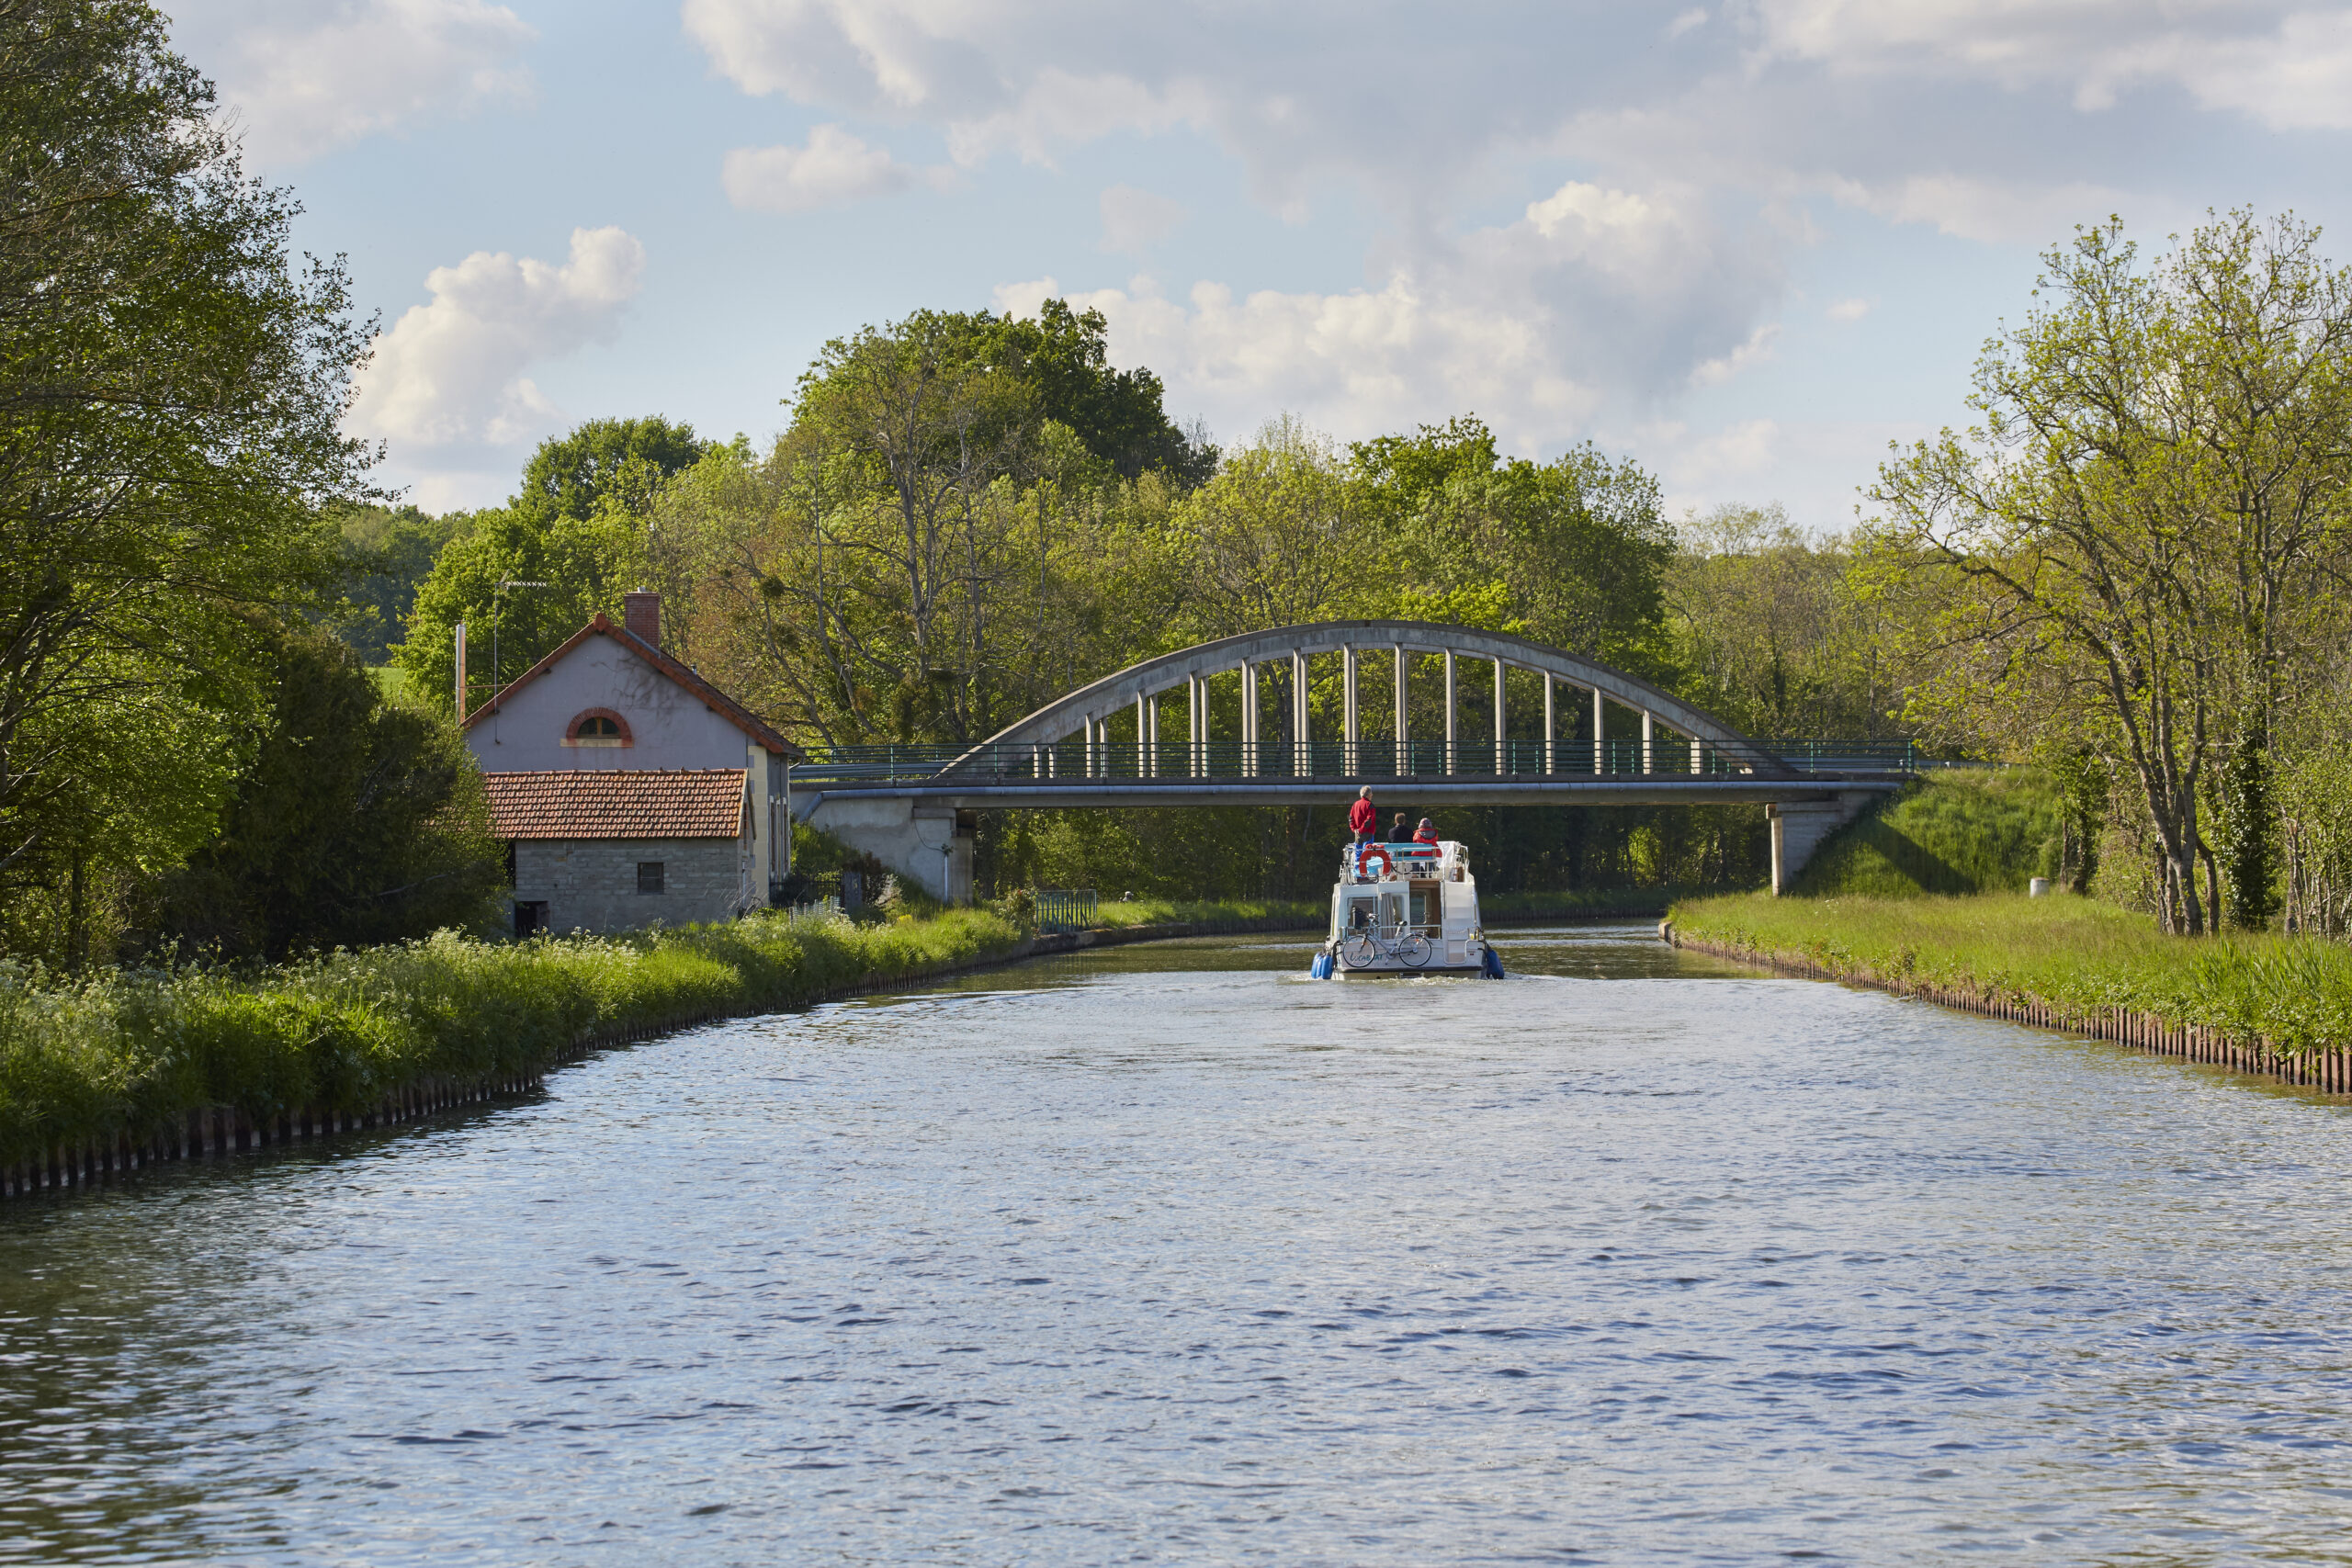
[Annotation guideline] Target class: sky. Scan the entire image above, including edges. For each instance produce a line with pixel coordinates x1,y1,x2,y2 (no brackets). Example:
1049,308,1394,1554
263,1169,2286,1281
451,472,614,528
166,0,2352,526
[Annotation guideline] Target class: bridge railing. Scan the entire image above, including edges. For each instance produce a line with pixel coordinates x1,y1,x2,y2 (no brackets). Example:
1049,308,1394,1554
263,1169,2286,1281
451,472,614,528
789,738,1919,785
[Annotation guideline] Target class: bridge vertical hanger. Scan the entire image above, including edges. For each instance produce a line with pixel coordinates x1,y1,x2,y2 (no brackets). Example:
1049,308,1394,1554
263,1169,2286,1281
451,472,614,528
1543,673,1555,774
1298,649,1317,775
1342,645,1359,775
1593,686,1605,774
1393,646,1408,774
1443,649,1457,775
1492,659,1507,774
1136,693,1148,777
1642,710,1655,774
1148,693,1160,777
1241,660,1258,776
1185,674,1200,777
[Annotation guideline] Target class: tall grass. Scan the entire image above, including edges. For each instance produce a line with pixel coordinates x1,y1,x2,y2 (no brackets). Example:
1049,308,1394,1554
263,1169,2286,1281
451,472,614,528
0,908,1020,1169
1671,892,2352,1053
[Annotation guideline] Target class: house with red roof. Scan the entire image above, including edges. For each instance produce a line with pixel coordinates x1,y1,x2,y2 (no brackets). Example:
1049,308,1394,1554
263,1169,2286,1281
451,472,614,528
461,592,800,934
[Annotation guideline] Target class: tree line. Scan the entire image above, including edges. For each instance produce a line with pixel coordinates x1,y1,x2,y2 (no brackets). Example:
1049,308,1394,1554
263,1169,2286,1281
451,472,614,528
8,0,2350,964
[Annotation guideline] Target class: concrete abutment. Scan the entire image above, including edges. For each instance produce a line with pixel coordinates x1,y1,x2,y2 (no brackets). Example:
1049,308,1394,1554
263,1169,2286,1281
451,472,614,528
1768,792,1877,895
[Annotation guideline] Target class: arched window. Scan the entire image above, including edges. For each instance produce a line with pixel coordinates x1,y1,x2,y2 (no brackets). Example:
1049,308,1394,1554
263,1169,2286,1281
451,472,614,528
565,708,632,747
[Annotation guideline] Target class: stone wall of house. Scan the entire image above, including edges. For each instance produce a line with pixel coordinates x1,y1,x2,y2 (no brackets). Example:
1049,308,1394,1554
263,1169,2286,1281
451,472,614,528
515,836,747,934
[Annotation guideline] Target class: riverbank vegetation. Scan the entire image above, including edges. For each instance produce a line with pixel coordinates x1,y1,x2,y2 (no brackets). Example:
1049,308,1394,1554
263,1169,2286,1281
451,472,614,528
0,908,1023,1170
1670,893,2352,1055
1090,896,1319,929
1792,770,2069,897
10,5,2351,967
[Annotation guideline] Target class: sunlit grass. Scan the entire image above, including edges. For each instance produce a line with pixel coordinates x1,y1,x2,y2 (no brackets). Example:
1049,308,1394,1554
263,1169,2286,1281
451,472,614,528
1670,892,2352,1053
1088,896,1320,929
0,908,1020,1168
1795,768,2063,896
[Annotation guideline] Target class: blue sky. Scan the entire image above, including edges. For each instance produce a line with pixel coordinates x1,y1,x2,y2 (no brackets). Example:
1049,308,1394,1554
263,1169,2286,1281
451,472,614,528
169,1,2352,526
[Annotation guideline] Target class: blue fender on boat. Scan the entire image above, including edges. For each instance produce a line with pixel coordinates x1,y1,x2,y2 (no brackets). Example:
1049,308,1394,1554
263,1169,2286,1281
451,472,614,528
1308,951,1335,979
1482,947,1506,979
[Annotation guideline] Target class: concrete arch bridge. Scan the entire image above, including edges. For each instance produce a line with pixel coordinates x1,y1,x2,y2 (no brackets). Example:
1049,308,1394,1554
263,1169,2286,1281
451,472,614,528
789,621,1914,903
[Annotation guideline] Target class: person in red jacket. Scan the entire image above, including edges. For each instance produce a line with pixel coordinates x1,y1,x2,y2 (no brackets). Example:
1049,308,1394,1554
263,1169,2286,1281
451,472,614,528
1348,786,1376,845
1414,818,1438,844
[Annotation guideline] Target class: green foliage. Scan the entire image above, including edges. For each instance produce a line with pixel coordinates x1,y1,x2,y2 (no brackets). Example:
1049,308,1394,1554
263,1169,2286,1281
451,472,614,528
1793,769,2064,897
1863,211,2352,933
1669,892,2352,1055
1668,504,1900,738
0,908,1025,1168
335,505,463,665
2213,731,2279,930
0,0,375,920
519,415,707,521
138,619,503,960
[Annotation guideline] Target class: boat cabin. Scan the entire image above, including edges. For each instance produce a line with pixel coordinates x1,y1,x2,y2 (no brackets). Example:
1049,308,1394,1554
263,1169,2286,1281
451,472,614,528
1317,840,1497,976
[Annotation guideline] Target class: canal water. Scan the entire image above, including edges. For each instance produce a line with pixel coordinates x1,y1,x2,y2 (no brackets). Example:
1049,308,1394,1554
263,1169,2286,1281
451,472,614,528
4,926,2350,1565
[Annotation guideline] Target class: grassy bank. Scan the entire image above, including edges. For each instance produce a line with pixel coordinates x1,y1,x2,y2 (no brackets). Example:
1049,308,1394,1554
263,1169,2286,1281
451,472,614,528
1794,768,2063,897
1483,886,1706,921
1090,896,1320,929
1671,893,2352,1054
0,908,1022,1172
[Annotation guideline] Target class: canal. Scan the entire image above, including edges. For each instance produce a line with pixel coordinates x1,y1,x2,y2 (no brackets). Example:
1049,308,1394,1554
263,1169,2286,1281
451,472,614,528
4,926,2349,1564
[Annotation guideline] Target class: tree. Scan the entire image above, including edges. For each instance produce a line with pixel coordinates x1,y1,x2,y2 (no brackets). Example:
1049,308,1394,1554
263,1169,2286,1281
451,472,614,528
979,300,1215,484
517,415,705,520
1866,213,2352,933
0,0,375,934
143,618,502,960
393,418,701,710
1668,504,1899,738
337,504,463,665
398,497,649,714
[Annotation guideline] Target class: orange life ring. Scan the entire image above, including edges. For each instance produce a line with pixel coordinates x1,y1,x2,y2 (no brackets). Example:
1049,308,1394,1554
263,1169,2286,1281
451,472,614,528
1358,844,1394,880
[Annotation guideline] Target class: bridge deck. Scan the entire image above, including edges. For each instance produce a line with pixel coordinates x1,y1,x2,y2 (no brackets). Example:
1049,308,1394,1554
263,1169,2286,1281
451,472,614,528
790,774,1905,809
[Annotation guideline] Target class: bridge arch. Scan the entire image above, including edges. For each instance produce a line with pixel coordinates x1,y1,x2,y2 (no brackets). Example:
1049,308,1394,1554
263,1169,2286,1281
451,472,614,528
959,620,1793,779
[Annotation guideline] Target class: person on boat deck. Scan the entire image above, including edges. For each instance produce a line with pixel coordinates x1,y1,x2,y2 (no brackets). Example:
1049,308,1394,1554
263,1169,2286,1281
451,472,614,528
1348,786,1376,844
1414,818,1439,844
1387,812,1415,844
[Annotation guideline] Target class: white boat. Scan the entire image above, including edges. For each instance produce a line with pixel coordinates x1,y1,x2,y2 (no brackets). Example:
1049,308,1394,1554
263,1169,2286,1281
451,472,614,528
1308,840,1503,978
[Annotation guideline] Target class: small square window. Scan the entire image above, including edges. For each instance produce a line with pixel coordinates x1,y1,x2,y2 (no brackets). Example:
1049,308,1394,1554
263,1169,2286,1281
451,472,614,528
638,861,665,894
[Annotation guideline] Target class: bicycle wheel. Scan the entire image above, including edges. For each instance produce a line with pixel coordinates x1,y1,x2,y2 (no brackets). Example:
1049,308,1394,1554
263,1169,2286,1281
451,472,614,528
1395,931,1432,968
1340,931,1379,968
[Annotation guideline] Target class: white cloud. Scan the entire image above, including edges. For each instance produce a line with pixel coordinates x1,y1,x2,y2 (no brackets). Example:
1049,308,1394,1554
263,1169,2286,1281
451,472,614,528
998,174,1776,452
673,0,2350,488
1745,1,2352,131
1099,185,1189,254
722,124,951,212
171,0,534,164
1825,297,1871,321
349,226,647,452
1643,416,1933,528
1853,173,2143,243
1689,323,1779,387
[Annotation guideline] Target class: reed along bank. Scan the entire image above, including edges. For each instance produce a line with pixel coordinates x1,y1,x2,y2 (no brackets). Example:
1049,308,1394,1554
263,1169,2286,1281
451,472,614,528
0,909,1034,1196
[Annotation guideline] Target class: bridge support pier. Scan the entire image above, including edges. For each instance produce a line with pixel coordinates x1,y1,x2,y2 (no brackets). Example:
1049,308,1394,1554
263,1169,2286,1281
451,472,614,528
796,793,973,905
1769,792,1877,895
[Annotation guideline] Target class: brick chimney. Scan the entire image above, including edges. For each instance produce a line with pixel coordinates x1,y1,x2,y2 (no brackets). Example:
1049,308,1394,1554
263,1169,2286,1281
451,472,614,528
622,589,661,649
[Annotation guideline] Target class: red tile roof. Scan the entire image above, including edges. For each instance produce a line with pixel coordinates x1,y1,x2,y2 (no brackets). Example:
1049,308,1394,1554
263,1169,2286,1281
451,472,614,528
481,769,749,840
461,615,798,758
